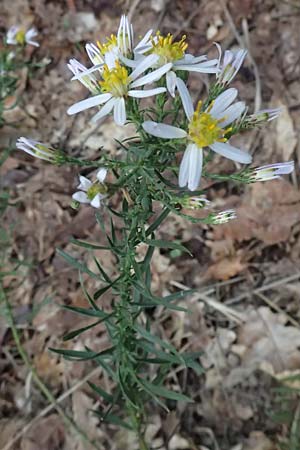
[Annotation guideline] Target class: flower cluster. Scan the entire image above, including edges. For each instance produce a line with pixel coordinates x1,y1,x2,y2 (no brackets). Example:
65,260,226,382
17,15,294,215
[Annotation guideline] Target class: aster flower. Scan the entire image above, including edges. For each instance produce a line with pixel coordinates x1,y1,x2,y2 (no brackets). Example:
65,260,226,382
6,26,39,47
16,137,60,162
72,168,108,208
248,161,294,182
247,108,282,124
215,43,247,86
67,59,99,94
85,15,152,70
124,32,219,99
67,57,170,126
181,196,211,209
210,209,237,224
143,86,251,191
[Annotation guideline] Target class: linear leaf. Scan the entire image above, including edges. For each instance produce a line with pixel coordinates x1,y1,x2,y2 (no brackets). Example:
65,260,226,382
139,378,193,403
70,238,111,250
145,239,192,256
57,248,99,279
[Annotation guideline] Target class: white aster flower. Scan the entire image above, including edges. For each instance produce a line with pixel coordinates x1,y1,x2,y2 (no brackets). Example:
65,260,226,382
143,87,252,191
85,15,152,70
6,26,39,47
249,161,294,182
16,137,59,162
67,57,170,126
72,168,108,208
215,43,247,85
181,196,211,209
125,32,219,99
67,58,99,94
248,108,282,123
210,209,237,224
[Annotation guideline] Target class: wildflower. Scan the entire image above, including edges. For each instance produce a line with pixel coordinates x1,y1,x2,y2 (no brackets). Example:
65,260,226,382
246,108,281,124
215,43,247,86
67,59,99,94
210,209,237,224
143,86,251,191
67,57,170,126
16,137,60,163
85,15,152,69
6,26,39,47
181,196,211,209
133,32,219,98
247,161,294,182
72,168,108,208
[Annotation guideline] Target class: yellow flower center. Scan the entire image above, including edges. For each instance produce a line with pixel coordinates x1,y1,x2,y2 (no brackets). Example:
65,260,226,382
99,61,130,97
87,183,107,201
188,101,227,148
15,29,26,45
150,32,188,65
97,34,118,55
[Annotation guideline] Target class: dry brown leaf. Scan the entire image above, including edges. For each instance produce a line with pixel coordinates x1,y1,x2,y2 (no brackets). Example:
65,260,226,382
243,431,276,450
275,103,297,161
21,415,65,450
237,306,300,373
204,256,247,281
212,180,300,245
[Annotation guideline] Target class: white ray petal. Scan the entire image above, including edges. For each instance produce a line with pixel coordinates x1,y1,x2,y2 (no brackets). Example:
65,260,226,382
209,88,237,116
166,71,177,98
179,144,203,191
129,54,159,81
176,54,207,64
97,168,107,182
179,144,192,188
176,77,194,120
72,191,90,203
113,97,126,126
188,144,203,191
134,29,153,52
67,93,112,115
78,176,92,191
128,87,166,98
120,55,139,68
142,121,187,139
71,64,104,81
210,142,252,164
91,194,102,208
130,63,173,88
218,102,245,127
90,97,116,123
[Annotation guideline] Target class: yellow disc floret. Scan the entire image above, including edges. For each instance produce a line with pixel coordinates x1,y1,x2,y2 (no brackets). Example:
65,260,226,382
97,34,118,55
150,32,188,65
99,61,130,97
15,29,26,45
87,183,107,201
188,101,227,148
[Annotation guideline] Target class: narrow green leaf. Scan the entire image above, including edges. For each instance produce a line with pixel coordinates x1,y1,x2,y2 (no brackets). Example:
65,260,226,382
139,378,193,403
63,320,102,341
79,271,99,311
49,346,114,361
93,257,112,283
70,238,110,250
87,381,114,403
146,208,170,236
57,249,99,279
62,305,110,319
92,410,133,430
145,239,192,256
